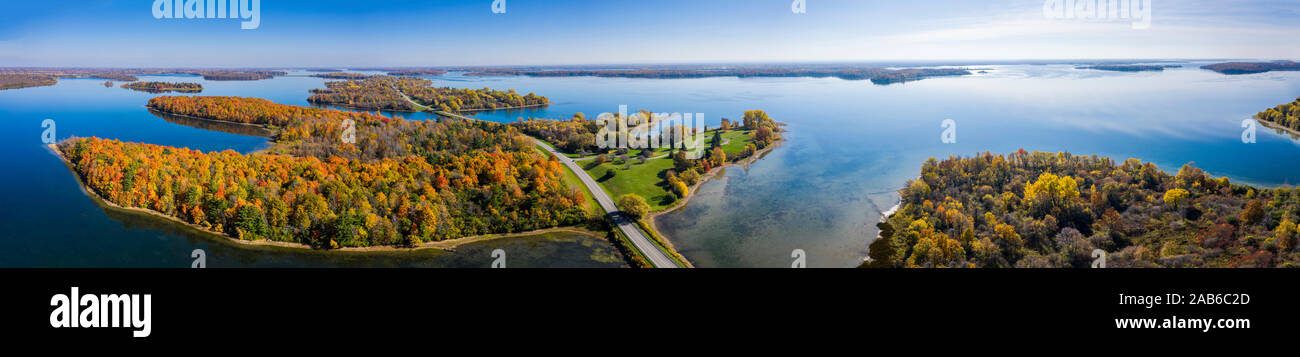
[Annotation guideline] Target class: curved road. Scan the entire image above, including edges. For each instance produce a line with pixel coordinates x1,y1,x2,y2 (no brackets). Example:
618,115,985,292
532,141,679,268
429,107,679,268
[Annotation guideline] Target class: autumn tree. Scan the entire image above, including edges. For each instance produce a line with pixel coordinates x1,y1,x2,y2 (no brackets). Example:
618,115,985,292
618,194,650,219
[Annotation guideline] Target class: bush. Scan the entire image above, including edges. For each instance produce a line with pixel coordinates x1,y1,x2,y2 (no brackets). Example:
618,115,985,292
617,194,651,219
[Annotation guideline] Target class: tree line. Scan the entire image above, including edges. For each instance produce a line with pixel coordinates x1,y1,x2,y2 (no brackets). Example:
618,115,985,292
306,75,548,113
1256,96,1300,132
121,81,203,93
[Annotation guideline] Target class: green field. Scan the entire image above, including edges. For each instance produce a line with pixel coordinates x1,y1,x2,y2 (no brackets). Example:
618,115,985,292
718,129,756,156
584,156,677,211
578,129,760,212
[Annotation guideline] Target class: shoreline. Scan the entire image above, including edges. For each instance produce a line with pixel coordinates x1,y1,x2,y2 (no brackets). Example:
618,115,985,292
1257,117,1300,138
456,102,551,113
314,101,549,115
146,107,277,137
47,143,606,254
647,130,788,263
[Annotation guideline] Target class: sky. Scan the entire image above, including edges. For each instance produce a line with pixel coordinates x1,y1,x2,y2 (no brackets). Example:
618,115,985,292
1,0,1298,67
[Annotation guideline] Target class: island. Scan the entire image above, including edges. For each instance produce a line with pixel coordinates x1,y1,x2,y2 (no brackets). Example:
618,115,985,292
0,69,141,82
461,65,972,85
864,150,1294,268
1076,64,1181,72
199,70,287,81
386,69,448,77
306,75,549,113
120,81,203,93
309,72,370,80
1201,61,1300,75
346,68,449,77
0,74,57,90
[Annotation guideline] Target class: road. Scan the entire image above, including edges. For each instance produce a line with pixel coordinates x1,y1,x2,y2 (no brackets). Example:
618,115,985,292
431,109,680,268
531,142,680,268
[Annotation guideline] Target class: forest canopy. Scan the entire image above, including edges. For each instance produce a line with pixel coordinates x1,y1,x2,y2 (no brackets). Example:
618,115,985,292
306,75,548,113
865,150,1298,268
121,81,203,93
77,97,592,248
1255,96,1300,132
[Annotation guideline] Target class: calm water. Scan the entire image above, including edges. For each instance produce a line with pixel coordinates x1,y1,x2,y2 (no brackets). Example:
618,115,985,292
3,64,1300,267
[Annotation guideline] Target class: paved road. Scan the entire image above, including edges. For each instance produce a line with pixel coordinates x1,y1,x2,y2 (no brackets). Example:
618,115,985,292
534,141,679,268
429,109,679,268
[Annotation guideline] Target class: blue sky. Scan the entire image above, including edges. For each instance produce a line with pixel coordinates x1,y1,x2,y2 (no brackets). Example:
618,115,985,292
1,0,1297,67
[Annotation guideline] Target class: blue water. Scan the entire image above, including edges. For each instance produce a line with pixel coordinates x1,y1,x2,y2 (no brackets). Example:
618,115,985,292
3,64,1299,267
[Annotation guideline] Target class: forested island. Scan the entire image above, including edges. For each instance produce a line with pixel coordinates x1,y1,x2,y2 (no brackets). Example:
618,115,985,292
1077,65,1180,72
386,69,447,76
1202,61,1300,75
307,75,548,113
0,68,292,82
0,74,58,90
60,96,591,249
309,72,370,80
463,66,971,85
1,68,141,82
346,68,449,77
200,70,287,81
864,150,1298,268
120,81,203,93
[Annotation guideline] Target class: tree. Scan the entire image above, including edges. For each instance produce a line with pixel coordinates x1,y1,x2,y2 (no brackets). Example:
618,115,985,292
709,147,726,167
1241,200,1264,225
903,179,931,203
672,181,690,198
1163,188,1189,210
1023,172,1079,215
617,194,650,219
755,127,773,147
672,150,692,172
742,110,773,130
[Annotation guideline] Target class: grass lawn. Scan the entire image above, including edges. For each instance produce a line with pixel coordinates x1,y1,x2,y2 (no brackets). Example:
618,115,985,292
718,129,756,156
584,156,678,211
